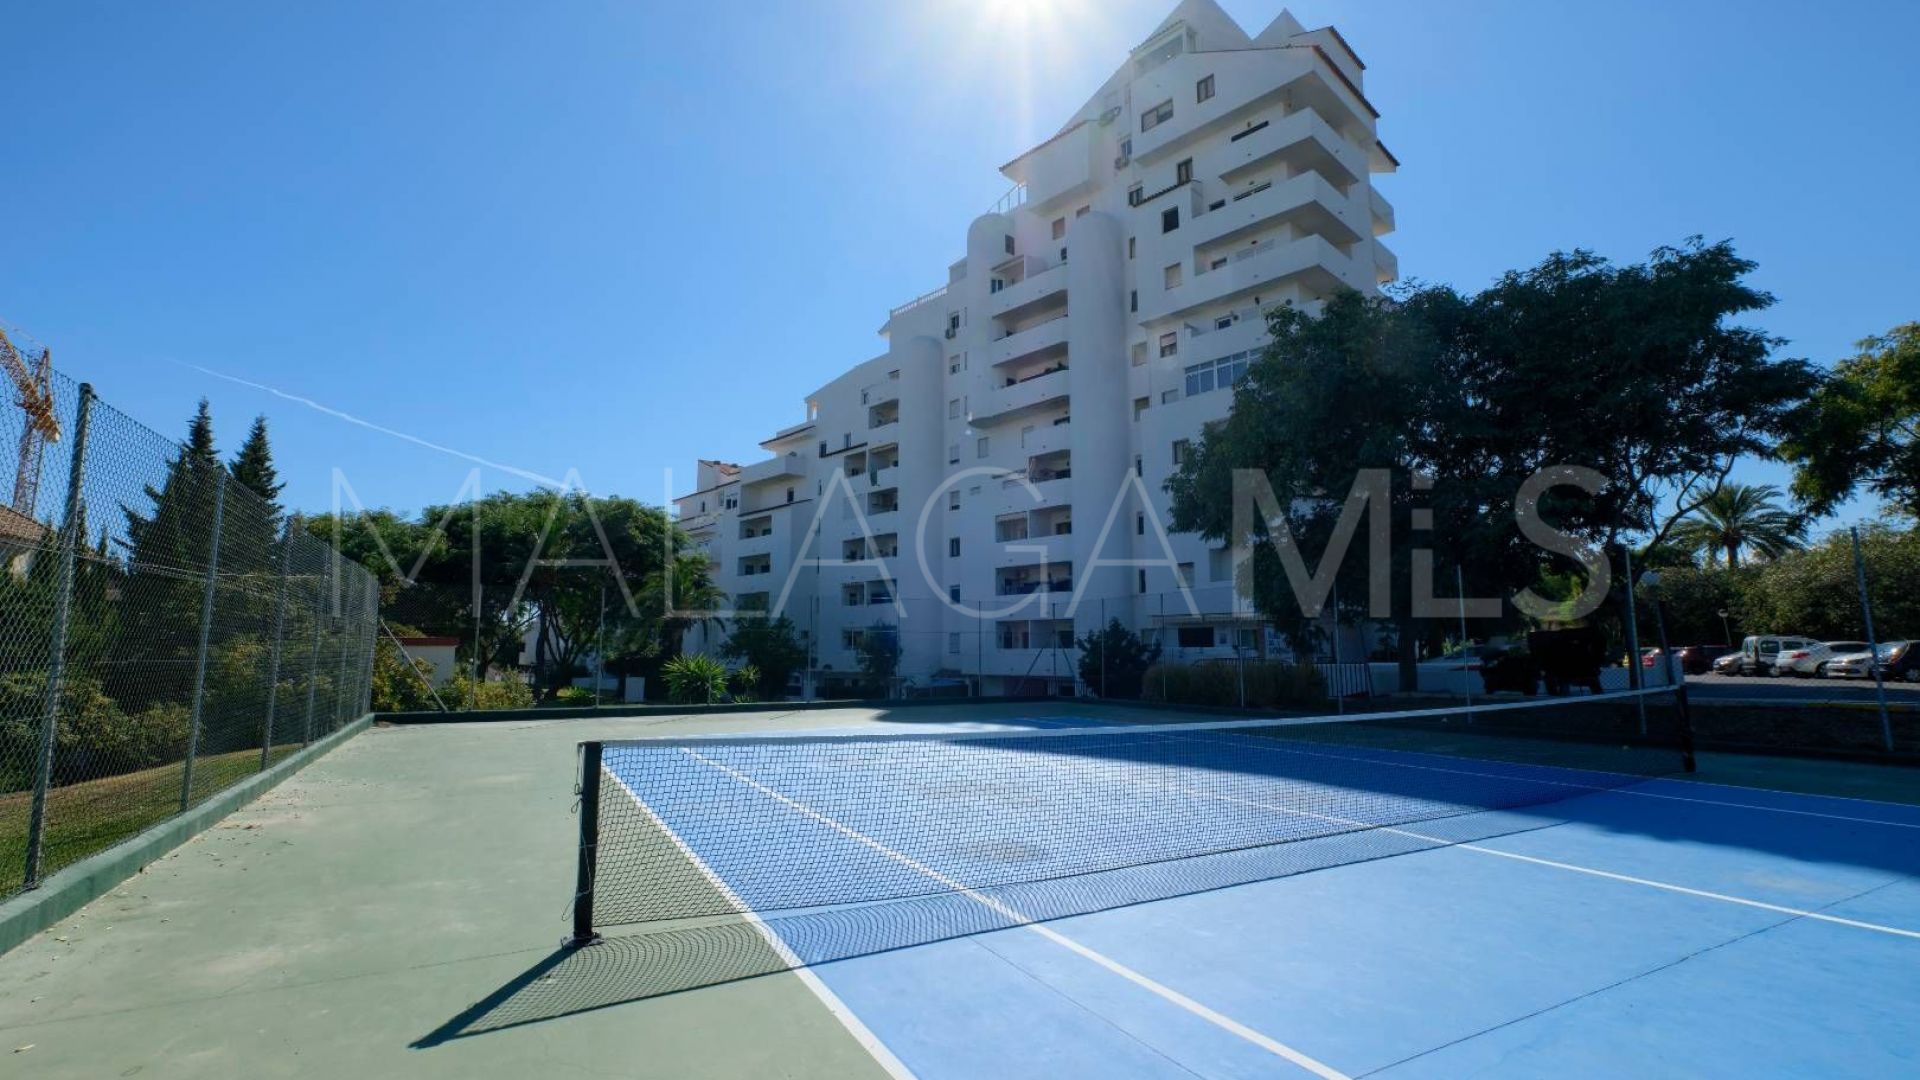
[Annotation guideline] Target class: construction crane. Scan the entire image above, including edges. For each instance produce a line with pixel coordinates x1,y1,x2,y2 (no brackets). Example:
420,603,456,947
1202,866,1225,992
1,325,60,516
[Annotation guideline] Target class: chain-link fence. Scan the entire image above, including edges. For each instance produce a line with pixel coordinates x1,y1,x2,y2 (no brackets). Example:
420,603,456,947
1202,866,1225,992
0,365,378,900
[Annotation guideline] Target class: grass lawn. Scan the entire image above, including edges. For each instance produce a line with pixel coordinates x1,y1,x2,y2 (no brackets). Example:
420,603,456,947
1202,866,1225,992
0,744,301,896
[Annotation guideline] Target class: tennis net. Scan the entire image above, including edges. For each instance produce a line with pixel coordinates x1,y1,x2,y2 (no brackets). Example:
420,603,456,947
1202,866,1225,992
568,687,1690,950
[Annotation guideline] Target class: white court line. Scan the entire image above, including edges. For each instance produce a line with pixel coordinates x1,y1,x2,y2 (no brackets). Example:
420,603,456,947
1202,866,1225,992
1137,760,1920,943
682,748,1352,1080
601,771,918,1080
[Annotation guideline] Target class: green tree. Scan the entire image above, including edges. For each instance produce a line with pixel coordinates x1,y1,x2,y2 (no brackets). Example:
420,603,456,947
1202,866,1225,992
1075,619,1162,699
1785,323,1920,519
228,415,285,510
1671,483,1807,566
854,623,901,697
661,653,728,704
719,616,807,700
1732,525,1920,642
1168,240,1817,687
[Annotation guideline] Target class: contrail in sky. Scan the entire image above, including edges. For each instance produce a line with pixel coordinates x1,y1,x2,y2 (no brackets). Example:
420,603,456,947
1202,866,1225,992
181,361,564,489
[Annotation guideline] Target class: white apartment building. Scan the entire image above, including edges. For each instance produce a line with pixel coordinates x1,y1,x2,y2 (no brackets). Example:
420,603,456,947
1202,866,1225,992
677,1,1395,697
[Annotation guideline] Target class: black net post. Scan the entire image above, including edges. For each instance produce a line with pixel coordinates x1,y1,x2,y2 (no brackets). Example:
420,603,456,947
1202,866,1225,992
177,466,228,812
1650,595,1697,773
22,384,93,891
569,741,604,947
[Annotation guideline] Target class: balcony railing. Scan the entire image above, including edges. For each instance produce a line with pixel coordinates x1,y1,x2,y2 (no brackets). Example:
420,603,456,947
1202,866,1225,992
997,578,1072,596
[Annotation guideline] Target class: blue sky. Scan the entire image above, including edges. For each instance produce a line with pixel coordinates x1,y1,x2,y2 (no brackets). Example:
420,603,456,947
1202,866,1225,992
3,0,1914,526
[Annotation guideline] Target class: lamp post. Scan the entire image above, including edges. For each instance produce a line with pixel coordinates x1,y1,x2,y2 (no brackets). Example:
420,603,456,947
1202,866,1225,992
1639,571,1697,773
1717,608,1733,648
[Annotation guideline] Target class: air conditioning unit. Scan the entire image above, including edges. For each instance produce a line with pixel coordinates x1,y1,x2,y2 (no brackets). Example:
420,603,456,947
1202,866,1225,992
1100,106,1122,125
944,327,958,340
1114,154,1131,169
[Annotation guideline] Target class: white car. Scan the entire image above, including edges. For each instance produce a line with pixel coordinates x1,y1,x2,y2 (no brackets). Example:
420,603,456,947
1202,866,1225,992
1776,641,1872,678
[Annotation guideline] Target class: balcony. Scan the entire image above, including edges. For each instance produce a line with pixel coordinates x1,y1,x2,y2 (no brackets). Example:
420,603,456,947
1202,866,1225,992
1190,172,1361,254
1150,235,1358,323
974,366,1070,425
993,529,1072,568
1369,186,1394,236
1217,109,1361,191
986,314,1070,370
739,453,806,487
1373,240,1398,284
987,258,1067,319
1015,417,1072,458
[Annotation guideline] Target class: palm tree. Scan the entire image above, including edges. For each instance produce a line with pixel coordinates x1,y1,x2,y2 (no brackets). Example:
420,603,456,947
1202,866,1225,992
1673,483,1808,567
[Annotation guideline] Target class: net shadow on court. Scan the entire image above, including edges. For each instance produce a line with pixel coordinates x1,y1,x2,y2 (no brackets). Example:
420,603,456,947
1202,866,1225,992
415,802,1580,1044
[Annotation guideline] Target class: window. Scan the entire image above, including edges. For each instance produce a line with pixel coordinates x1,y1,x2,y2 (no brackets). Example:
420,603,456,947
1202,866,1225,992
842,628,866,650
1162,207,1179,233
1136,512,1145,536
1159,331,1179,358
785,487,795,503
1161,388,1180,404
1059,246,1068,262
1051,217,1066,240
1130,289,1138,313
949,585,961,602
1141,99,1173,132
1131,342,1148,366
1215,315,1234,331
948,312,961,332
949,489,961,510
1177,562,1195,587
976,436,990,459
1119,136,1132,159
818,440,828,457
949,398,961,419
1138,569,1148,593
1177,626,1215,648
948,443,959,464
1133,396,1149,420
949,537,961,557
1172,438,1191,465
1163,263,1183,289
950,358,961,374
1127,184,1143,207
1184,350,1256,397
1176,158,1192,185
1004,234,1015,255
1075,205,1090,218
1127,236,1136,259
998,623,1030,650
1209,547,1233,582
990,278,1004,293
1196,74,1214,103
949,632,961,653
1134,454,1143,477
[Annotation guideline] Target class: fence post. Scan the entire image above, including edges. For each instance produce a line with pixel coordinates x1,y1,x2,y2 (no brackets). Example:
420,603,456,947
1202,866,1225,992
179,468,229,812
302,552,325,745
1622,547,1646,734
568,741,604,947
1851,527,1893,752
259,515,297,770
23,384,94,890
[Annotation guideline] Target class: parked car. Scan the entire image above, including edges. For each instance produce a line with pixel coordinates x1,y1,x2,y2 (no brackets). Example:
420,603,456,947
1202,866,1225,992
1828,640,1920,682
1710,651,1743,676
1776,641,1872,678
1735,635,1819,676
1677,644,1735,675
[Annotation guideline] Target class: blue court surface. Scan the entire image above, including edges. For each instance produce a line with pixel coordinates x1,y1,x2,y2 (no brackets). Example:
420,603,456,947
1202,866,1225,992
604,713,1920,1079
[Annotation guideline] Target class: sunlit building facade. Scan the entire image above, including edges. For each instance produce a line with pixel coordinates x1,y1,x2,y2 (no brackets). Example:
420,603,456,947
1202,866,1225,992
677,2,1396,696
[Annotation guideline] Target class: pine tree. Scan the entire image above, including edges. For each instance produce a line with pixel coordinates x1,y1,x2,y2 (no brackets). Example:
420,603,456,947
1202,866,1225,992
184,398,218,468
229,415,284,508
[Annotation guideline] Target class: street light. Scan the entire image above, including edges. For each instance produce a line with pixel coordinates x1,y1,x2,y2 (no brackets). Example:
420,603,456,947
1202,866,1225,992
1717,608,1733,648
1638,571,1697,773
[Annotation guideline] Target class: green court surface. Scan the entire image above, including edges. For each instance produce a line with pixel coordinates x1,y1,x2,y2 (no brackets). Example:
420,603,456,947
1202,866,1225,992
0,702,1914,1079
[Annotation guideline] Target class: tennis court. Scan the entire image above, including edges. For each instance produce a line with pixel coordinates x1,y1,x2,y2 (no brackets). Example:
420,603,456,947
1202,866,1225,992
2,697,1916,1078
570,692,1920,1079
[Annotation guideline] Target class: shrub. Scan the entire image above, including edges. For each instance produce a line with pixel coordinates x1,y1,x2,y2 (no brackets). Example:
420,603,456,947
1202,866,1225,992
1141,661,1326,709
0,673,185,784
662,654,729,704
370,638,441,713
554,686,597,706
719,617,806,699
442,672,535,711
1076,619,1162,699
729,664,762,704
